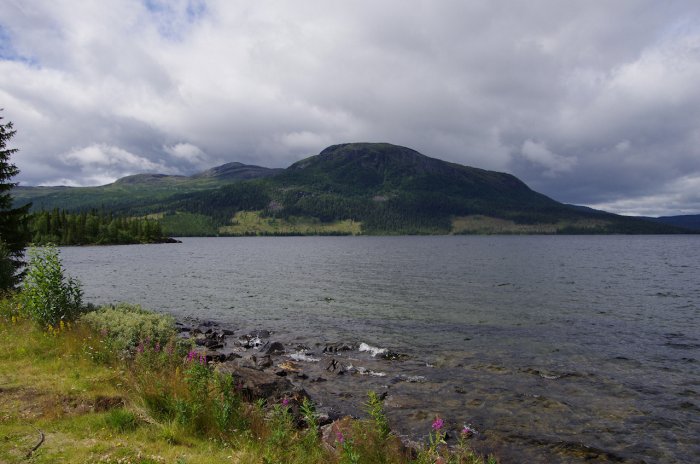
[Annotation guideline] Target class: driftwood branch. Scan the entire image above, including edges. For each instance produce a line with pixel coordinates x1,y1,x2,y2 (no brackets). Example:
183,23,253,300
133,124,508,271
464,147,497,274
25,427,44,459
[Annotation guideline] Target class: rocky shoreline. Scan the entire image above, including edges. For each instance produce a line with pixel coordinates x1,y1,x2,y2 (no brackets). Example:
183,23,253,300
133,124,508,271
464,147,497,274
175,316,473,454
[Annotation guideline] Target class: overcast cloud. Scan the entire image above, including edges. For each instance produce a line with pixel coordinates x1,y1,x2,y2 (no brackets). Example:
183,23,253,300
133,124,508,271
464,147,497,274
1,0,699,216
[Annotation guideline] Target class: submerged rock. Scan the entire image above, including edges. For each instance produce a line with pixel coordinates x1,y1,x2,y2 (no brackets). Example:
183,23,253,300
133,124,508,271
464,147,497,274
216,362,307,402
266,341,285,355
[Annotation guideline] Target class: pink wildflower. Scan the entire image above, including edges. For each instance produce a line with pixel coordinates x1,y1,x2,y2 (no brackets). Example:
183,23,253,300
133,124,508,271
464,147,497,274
432,417,444,432
154,341,161,353
187,350,197,362
462,424,476,438
336,430,345,444
281,397,290,406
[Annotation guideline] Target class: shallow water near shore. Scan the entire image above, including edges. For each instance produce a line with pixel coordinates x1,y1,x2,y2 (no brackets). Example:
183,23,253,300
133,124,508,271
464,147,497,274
60,236,700,463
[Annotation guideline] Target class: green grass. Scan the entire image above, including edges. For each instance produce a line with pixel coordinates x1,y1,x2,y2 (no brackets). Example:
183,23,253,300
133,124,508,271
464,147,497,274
219,210,362,236
0,297,496,464
451,215,612,234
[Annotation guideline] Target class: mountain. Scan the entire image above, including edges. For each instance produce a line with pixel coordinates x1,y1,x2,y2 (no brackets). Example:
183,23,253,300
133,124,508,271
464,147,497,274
191,162,283,180
12,162,280,213
646,214,700,231
13,143,694,236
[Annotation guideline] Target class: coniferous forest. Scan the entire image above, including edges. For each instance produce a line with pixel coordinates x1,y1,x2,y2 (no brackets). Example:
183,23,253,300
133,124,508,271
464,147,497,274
28,209,168,246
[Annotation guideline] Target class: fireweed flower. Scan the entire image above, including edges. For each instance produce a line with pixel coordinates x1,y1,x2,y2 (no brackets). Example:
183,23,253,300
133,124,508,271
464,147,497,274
336,430,345,444
432,417,444,431
187,350,197,362
281,397,290,406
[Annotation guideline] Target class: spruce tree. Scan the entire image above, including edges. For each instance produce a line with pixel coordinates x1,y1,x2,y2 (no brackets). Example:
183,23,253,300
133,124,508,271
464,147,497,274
0,111,31,290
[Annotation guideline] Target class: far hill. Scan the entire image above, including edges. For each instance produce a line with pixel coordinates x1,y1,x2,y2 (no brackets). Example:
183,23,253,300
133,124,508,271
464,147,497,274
12,162,281,213
191,162,283,180
13,143,693,236
646,214,700,232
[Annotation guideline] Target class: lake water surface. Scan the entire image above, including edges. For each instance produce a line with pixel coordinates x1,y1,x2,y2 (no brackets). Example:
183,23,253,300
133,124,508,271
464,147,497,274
61,236,700,463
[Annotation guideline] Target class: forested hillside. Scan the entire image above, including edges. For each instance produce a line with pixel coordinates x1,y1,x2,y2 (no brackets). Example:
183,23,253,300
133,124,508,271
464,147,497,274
15,143,695,236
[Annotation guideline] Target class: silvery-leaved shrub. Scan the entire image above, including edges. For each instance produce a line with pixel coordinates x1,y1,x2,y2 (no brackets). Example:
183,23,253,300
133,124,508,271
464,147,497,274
81,303,176,355
21,245,83,326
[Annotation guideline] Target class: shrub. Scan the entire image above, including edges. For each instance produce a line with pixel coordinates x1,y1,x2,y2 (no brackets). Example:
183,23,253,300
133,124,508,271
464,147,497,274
20,245,83,326
105,408,139,432
366,391,391,440
80,303,176,355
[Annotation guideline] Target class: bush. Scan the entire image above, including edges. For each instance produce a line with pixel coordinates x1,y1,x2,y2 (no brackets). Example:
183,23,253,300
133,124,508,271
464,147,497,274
105,408,140,432
80,303,176,354
20,245,83,326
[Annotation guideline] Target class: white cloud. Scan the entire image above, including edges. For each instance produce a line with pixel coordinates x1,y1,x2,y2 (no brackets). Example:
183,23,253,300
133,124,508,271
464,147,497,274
58,143,177,185
521,140,577,177
164,142,210,168
1,1,700,215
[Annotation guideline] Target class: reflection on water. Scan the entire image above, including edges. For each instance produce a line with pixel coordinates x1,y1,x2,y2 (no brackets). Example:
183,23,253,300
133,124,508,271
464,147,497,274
61,236,700,463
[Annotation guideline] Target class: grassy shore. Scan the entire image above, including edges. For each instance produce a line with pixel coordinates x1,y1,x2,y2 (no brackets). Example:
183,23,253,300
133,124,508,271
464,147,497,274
0,296,495,464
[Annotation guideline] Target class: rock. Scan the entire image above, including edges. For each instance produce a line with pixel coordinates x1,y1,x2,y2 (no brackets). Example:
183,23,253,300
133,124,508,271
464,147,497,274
160,237,182,243
316,407,344,426
390,374,427,384
250,329,271,339
229,354,265,370
322,343,355,354
266,341,285,355
201,349,227,363
326,358,348,374
320,417,355,451
196,337,224,350
381,350,409,361
278,361,301,372
238,335,264,349
222,329,235,336
257,355,274,369
216,362,306,402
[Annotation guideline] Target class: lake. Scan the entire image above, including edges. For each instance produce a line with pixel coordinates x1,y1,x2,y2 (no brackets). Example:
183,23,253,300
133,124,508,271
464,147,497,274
60,236,700,463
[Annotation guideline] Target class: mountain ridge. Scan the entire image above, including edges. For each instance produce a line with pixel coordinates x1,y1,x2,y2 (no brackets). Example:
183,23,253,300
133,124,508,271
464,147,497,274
12,143,695,235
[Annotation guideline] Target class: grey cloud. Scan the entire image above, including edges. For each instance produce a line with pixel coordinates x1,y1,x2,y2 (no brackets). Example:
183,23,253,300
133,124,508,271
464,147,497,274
1,0,700,215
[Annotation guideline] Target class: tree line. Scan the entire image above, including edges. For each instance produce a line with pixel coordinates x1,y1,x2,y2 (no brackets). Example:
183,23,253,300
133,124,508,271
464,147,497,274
29,209,165,246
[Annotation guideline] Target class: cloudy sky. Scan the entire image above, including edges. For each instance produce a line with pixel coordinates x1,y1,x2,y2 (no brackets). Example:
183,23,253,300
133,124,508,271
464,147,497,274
1,0,699,216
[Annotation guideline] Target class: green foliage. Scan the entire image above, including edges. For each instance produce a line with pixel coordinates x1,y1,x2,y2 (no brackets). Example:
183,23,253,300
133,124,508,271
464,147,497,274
1,299,499,463
20,245,83,326
366,391,391,441
29,208,167,245
105,408,140,432
159,211,218,236
165,181,272,226
80,303,176,354
0,112,31,290
0,241,14,291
